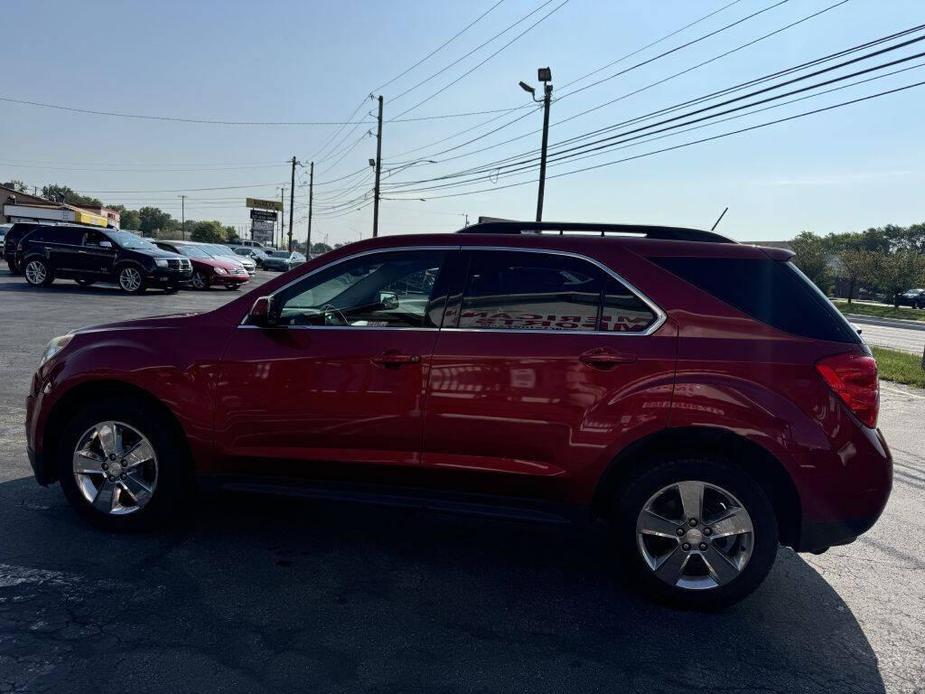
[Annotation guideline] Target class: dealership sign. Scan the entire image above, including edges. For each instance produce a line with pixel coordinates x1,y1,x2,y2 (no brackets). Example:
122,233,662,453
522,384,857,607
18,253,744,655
250,209,278,222
245,197,283,212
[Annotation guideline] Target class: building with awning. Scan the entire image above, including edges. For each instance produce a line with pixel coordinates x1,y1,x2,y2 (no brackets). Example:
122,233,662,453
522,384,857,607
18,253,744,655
1,185,114,227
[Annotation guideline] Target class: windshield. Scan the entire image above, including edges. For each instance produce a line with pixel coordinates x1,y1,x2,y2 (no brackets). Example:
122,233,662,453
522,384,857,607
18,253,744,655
207,244,237,257
175,245,210,258
106,231,159,251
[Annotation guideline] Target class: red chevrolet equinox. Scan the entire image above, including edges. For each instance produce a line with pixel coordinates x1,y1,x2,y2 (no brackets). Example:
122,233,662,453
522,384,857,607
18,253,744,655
25,222,891,608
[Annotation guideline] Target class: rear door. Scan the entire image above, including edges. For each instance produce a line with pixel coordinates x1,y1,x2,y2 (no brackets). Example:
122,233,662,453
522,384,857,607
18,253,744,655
421,248,677,503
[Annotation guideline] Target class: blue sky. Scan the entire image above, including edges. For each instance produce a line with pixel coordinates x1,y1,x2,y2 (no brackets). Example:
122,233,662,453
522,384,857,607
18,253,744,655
2,0,924,244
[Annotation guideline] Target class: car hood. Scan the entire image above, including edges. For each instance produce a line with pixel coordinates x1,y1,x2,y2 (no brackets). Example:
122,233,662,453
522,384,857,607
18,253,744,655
195,256,243,271
72,312,204,335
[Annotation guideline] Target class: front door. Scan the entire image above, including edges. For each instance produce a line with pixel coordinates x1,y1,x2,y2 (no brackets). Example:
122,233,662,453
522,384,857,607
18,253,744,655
422,249,676,503
214,248,454,482
76,230,118,276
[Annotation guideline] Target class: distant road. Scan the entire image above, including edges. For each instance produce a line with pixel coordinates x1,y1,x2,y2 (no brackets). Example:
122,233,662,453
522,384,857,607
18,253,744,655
846,314,925,354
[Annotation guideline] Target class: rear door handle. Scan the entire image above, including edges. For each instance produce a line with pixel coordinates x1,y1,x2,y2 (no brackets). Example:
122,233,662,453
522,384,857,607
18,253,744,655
579,348,636,370
372,351,421,367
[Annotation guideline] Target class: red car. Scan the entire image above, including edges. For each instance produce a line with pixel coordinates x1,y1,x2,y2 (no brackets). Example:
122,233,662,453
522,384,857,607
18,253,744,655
154,240,250,290
25,222,891,608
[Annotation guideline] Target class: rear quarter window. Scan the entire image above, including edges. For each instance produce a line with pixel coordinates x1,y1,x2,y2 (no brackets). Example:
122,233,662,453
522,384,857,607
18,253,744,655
654,257,861,344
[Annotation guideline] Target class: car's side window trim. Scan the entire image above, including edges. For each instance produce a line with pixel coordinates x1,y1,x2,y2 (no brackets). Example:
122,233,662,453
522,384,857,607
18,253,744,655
238,244,665,336
444,247,666,337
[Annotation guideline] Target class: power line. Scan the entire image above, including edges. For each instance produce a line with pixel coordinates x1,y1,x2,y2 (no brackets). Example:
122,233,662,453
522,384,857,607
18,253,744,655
392,0,571,120
373,0,508,92
386,0,806,165
390,0,556,104
416,0,857,172
385,19,920,189
385,79,925,201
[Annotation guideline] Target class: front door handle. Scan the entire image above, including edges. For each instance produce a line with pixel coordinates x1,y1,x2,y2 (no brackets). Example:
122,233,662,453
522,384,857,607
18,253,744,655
579,348,636,370
372,351,421,367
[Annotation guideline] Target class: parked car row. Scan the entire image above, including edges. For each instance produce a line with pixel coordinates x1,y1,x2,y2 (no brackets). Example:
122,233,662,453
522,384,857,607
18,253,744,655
1,223,269,294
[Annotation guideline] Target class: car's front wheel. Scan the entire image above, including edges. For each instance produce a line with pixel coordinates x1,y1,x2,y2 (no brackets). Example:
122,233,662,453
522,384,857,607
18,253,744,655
614,457,778,609
191,270,209,290
57,397,190,531
24,258,54,287
117,265,146,294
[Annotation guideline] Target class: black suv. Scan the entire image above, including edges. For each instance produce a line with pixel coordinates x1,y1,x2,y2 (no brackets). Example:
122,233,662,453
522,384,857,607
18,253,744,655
15,226,192,293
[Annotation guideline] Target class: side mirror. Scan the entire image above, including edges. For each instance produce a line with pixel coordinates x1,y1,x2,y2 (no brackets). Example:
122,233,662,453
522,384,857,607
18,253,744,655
379,291,399,310
248,296,279,327
99,241,113,249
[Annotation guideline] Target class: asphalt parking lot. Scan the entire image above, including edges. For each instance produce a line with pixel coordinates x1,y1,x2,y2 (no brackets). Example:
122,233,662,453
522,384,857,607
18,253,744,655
0,270,923,693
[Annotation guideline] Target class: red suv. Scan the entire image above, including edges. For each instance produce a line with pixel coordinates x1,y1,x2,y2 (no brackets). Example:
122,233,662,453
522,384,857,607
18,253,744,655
25,222,891,608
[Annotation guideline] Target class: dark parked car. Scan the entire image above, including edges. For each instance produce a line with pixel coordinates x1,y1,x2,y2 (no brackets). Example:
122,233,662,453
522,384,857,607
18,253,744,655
16,226,191,293
0,223,11,245
897,288,925,309
232,245,270,269
3,222,41,273
154,240,250,290
25,221,891,609
262,249,306,272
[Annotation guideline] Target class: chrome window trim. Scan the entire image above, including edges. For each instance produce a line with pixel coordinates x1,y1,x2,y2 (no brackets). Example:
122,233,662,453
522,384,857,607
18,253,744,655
237,244,666,336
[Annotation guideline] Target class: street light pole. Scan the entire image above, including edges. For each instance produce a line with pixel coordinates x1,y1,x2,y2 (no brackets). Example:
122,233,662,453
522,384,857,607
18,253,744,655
520,67,553,222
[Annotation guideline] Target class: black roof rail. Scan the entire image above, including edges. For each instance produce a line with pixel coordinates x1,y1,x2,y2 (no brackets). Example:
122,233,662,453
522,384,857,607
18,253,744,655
456,220,734,244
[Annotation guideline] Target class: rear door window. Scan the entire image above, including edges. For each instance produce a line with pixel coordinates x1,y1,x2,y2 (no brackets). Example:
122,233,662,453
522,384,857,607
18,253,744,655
453,250,658,333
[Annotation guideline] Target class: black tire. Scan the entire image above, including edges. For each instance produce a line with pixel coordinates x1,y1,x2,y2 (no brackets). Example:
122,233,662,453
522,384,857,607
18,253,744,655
117,264,147,294
74,277,94,287
191,270,210,290
23,257,54,287
7,259,20,275
613,457,778,610
57,396,191,532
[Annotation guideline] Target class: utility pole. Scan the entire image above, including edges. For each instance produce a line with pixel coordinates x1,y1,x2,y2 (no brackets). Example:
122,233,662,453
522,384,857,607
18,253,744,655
278,186,285,249
179,195,186,239
307,161,314,254
288,157,297,252
372,94,384,238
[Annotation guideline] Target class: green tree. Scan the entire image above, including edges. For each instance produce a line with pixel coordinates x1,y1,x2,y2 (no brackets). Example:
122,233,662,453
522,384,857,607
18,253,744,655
189,220,228,243
41,184,102,207
138,206,175,236
837,249,878,304
120,209,141,230
310,242,333,255
790,231,832,292
874,251,925,308
2,179,28,193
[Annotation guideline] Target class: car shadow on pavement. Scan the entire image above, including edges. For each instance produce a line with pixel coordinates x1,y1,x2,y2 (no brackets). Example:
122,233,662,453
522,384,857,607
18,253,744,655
0,477,885,694
0,280,168,296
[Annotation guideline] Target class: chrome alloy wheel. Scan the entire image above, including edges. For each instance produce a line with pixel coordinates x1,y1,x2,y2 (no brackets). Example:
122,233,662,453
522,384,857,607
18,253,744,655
25,260,47,285
119,267,142,292
636,480,754,591
191,271,208,289
72,421,158,515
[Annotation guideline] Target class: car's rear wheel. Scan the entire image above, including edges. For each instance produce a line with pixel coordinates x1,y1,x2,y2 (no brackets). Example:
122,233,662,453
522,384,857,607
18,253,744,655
191,270,209,290
57,397,190,531
614,457,778,609
117,265,146,294
24,258,54,287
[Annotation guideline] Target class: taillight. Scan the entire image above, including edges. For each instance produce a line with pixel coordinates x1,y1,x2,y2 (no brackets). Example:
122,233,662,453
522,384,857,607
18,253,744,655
815,352,879,428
